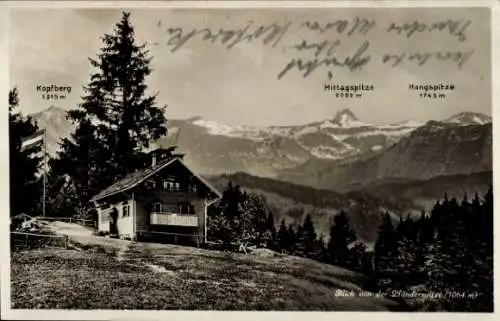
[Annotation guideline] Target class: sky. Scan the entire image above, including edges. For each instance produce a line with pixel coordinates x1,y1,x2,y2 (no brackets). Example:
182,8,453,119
9,7,491,126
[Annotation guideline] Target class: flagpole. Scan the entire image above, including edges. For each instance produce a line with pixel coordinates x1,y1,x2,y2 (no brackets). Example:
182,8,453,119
43,129,46,217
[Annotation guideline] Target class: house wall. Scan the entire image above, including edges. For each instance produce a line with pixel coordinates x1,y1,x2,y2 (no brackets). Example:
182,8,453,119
116,199,134,239
96,196,135,239
97,207,110,233
135,190,207,243
135,198,149,232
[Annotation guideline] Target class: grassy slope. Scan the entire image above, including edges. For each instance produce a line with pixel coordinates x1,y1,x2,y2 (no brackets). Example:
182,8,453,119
11,234,398,310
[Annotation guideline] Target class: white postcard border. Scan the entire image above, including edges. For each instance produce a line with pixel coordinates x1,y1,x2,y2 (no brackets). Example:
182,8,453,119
1,1,498,320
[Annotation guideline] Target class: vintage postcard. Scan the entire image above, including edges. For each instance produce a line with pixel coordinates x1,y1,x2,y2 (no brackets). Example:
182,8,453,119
1,0,497,319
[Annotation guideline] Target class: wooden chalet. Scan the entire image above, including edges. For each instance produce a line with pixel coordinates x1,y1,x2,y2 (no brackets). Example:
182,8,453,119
90,153,221,245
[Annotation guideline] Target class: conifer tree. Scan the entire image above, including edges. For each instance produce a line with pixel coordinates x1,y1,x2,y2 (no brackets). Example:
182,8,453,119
287,224,298,255
50,119,108,218
471,192,481,213
393,216,425,286
376,189,493,311
296,214,319,259
350,241,368,273
374,212,397,280
208,182,276,251
9,88,42,216
208,181,244,246
236,192,262,249
315,233,327,262
264,212,277,249
245,194,269,246
52,11,170,214
417,210,433,243
429,199,443,231
472,186,493,311
326,210,356,268
277,218,289,253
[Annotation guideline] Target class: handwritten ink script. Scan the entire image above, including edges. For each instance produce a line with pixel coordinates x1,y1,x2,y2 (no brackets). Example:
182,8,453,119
165,22,292,52
159,16,475,80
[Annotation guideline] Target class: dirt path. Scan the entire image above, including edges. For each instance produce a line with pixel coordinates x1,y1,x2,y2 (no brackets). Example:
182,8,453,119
115,242,129,262
144,262,177,275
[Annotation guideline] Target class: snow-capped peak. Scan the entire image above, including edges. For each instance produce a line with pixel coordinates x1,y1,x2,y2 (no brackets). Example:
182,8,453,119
330,109,367,128
444,112,491,126
191,118,264,139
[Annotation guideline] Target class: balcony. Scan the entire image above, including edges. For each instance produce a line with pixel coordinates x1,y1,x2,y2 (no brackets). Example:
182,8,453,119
150,212,198,227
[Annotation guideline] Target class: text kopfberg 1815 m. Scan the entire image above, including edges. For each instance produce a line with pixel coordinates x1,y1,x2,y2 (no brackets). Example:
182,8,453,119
36,85,72,94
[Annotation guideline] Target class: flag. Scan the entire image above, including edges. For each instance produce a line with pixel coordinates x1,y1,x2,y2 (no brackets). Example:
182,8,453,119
20,129,45,152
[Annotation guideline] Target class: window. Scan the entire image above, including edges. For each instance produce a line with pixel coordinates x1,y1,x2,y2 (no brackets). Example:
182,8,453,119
178,202,194,215
153,202,162,212
163,179,177,191
122,204,130,217
162,178,182,192
145,179,156,189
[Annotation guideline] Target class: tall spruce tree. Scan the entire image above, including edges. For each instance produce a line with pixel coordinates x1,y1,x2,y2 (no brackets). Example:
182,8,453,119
296,214,319,259
277,218,289,253
374,212,397,280
52,11,168,214
471,186,493,311
9,88,42,216
287,224,298,255
246,194,269,247
393,216,425,287
264,212,277,249
326,210,356,268
50,118,108,218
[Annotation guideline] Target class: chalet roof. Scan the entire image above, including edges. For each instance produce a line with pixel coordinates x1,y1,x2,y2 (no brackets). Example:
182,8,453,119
90,157,221,203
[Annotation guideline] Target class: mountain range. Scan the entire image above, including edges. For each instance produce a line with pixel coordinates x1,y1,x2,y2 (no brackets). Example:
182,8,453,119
29,106,491,176
28,106,492,242
279,121,492,191
158,109,426,176
32,106,491,179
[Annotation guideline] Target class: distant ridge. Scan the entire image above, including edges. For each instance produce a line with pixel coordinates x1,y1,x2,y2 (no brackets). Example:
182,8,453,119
29,107,492,181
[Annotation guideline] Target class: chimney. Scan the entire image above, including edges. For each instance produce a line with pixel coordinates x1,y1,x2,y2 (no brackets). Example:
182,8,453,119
151,153,157,166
